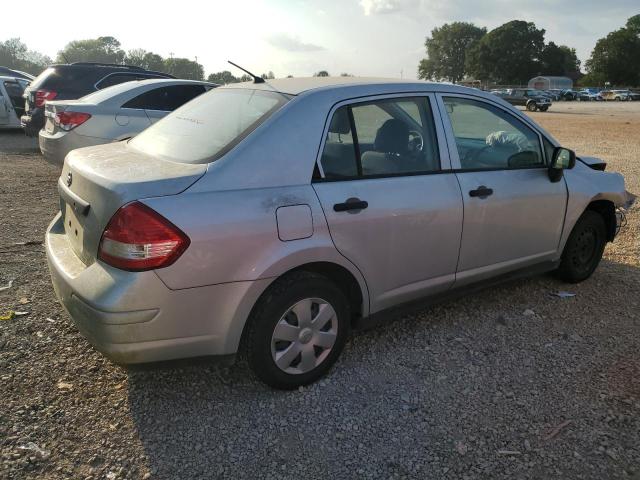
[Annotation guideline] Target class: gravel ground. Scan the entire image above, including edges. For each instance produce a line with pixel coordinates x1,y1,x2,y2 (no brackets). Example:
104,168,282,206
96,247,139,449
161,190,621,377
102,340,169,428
1,102,639,480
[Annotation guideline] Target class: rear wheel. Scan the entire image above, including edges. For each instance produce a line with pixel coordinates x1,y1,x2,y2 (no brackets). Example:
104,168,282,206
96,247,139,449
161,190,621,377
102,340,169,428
556,211,607,283
540,106,549,112
245,271,350,389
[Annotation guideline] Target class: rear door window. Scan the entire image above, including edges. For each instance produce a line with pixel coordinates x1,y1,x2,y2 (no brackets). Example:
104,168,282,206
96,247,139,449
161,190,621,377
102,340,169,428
3,81,25,108
122,84,206,111
96,73,165,89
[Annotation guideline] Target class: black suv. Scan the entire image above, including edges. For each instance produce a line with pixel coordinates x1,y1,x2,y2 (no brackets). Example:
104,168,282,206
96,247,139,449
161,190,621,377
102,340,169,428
503,89,552,112
21,62,174,136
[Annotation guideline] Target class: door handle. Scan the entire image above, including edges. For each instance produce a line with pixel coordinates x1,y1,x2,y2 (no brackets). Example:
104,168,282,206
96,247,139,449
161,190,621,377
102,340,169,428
333,198,368,212
469,186,493,198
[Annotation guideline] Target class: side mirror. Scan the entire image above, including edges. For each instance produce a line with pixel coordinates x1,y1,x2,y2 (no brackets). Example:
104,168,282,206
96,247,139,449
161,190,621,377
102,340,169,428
548,147,576,182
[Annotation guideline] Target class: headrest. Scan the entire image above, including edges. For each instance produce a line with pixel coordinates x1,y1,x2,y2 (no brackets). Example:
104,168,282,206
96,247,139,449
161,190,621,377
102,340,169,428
329,108,351,134
374,119,409,154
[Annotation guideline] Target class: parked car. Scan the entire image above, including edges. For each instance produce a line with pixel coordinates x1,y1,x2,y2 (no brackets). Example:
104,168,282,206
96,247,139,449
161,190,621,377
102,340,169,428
503,88,552,111
21,62,174,137
561,89,579,101
39,79,216,164
0,66,35,81
629,91,640,101
601,89,632,101
577,89,603,101
45,77,633,389
0,76,29,129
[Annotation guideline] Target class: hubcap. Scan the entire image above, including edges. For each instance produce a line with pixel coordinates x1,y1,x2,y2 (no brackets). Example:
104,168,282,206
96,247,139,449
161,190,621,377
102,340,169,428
572,226,597,268
270,298,338,374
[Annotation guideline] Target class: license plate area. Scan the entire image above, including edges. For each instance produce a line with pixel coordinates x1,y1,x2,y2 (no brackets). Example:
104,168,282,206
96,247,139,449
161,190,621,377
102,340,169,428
64,202,84,255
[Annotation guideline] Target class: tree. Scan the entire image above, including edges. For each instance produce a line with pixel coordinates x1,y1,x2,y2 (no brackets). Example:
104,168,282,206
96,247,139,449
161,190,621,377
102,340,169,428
314,70,329,77
125,49,165,71
207,70,242,84
417,22,486,82
163,57,204,80
540,42,581,76
0,38,51,75
260,71,275,79
584,16,640,86
57,36,126,64
466,20,545,84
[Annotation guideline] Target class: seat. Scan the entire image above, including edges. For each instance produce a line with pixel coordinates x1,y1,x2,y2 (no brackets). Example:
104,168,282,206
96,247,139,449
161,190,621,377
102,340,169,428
361,119,409,175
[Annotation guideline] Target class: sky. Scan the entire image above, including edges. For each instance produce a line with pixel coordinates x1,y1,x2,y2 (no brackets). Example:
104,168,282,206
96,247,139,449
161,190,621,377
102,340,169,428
3,0,637,79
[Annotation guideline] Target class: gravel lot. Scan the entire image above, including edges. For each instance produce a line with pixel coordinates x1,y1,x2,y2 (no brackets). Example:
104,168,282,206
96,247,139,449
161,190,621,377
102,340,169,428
1,101,639,480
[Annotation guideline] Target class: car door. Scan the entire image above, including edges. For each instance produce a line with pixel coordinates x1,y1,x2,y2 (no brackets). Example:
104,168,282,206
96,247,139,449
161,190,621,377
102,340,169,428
437,94,567,285
0,85,9,125
127,84,206,123
312,95,463,313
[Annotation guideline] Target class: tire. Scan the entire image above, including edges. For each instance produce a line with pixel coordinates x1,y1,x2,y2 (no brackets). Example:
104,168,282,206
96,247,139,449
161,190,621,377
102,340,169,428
616,97,621,101
526,102,537,112
556,210,607,283
244,271,350,389
540,106,549,112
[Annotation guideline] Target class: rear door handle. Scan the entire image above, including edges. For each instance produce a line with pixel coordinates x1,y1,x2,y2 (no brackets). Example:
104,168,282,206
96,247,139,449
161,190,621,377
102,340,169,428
333,198,368,212
469,186,493,199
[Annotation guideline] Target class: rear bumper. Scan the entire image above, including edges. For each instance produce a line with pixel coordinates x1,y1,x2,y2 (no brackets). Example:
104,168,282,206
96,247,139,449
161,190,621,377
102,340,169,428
39,130,109,166
45,213,271,364
21,109,44,137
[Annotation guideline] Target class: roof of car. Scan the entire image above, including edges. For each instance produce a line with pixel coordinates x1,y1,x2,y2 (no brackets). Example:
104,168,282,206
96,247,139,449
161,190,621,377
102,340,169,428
222,76,459,96
0,75,27,82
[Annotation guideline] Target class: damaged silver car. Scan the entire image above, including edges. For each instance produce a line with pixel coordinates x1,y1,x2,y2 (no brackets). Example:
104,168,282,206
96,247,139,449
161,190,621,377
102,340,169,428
45,77,634,389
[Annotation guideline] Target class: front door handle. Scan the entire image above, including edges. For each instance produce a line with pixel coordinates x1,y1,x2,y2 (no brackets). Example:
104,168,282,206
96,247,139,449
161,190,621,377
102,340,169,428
469,186,493,199
333,198,368,212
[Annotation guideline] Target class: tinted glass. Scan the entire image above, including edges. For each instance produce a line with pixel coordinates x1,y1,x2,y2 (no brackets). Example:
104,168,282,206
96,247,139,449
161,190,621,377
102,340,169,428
320,107,359,179
3,81,25,108
130,89,288,164
353,97,440,176
122,84,206,111
443,97,543,170
97,73,165,89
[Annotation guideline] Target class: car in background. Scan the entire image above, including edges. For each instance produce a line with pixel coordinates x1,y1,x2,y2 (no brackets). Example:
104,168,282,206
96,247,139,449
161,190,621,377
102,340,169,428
561,89,579,101
21,62,174,137
0,76,29,129
601,90,632,101
543,90,562,101
0,67,35,81
629,91,640,101
45,77,632,388
39,79,216,164
577,89,603,101
503,88,552,111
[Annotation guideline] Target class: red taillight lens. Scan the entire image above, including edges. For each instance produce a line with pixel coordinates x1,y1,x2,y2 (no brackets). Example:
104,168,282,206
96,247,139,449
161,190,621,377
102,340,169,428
35,89,57,107
98,202,190,271
55,111,91,131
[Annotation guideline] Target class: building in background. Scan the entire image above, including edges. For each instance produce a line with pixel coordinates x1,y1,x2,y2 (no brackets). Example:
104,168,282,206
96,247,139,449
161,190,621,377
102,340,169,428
528,76,573,90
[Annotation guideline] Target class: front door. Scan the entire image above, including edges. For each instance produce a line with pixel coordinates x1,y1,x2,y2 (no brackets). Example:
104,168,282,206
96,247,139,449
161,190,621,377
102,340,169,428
438,95,567,285
0,87,9,125
313,95,463,313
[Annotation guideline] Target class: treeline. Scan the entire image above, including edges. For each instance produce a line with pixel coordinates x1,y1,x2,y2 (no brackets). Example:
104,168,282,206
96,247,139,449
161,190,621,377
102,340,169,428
418,15,640,86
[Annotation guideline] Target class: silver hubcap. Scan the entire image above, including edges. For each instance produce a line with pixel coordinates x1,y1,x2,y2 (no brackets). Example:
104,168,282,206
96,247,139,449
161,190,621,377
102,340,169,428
270,298,338,374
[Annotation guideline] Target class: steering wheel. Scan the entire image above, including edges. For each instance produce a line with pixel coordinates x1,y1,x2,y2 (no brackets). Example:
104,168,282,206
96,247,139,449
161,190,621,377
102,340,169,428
408,130,424,153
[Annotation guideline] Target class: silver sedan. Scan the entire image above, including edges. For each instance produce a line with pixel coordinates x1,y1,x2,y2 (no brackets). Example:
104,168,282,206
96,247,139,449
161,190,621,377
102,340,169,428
45,77,634,389
39,79,216,164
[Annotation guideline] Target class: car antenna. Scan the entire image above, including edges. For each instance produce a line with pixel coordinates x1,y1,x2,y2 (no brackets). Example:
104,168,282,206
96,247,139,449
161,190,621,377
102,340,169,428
228,61,265,84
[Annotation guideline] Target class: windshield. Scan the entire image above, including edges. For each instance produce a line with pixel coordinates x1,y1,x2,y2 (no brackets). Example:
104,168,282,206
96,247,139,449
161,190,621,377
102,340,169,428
130,88,289,164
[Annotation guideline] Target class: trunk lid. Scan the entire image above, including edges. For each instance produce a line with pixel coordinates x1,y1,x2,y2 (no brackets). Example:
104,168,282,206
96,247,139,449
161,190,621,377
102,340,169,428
59,142,207,265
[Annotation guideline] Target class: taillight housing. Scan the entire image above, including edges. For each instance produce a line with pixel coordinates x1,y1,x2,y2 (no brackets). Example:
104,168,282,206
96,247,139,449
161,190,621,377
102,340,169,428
34,89,57,107
98,202,190,271
55,111,91,131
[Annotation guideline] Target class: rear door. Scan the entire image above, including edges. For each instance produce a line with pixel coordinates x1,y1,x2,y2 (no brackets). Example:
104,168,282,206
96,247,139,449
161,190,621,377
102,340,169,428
438,94,567,285
121,84,207,123
313,94,463,313
0,84,9,125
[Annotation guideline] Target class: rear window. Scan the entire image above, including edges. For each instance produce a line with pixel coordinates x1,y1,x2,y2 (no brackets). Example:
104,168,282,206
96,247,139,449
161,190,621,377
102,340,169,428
129,88,289,164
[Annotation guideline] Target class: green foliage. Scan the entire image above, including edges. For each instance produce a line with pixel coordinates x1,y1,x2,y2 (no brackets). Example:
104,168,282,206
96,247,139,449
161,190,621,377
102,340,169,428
314,70,330,77
207,71,251,84
418,22,486,82
585,16,640,86
163,57,204,80
540,42,581,76
57,36,125,64
0,38,51,75
466,20,545,84
125,49,164,71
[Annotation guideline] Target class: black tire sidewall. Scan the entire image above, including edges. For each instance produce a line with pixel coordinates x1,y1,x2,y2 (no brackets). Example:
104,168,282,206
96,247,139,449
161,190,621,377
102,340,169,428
558,211,607,283
247,274,350,389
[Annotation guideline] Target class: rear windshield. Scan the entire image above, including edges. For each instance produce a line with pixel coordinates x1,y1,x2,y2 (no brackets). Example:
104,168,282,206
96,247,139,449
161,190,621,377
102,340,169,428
129,88,289,164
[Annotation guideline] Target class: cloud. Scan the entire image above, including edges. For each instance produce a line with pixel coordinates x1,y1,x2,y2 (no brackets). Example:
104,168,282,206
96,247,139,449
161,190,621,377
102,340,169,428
360,0,404,15
266,33,325,52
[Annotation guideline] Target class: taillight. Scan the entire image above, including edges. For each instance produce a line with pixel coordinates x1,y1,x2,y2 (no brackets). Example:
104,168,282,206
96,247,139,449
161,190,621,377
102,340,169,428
98,202,190,271
34,89,57,107
54,111,91,131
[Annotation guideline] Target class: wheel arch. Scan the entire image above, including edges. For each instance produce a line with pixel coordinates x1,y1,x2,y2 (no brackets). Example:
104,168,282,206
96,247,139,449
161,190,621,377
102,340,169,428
585,199,617,241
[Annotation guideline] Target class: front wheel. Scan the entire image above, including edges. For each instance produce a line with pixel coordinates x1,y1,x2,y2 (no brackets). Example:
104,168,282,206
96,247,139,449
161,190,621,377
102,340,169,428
556,211,607,283
540,106,549,112
245,271,350,389
526,102,537,112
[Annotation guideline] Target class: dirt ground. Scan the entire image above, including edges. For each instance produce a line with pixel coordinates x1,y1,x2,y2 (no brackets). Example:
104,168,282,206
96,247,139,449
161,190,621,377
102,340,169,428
0,101,639,479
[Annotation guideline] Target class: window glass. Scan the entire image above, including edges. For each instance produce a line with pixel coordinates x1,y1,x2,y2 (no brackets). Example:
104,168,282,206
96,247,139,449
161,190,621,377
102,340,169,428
130,89,288,164
443,97,543,170
122,84,206,111
319,106,359,179
353,97,440,176
3,81,25,108
97,73,164,89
